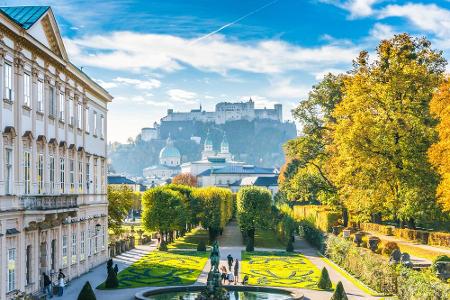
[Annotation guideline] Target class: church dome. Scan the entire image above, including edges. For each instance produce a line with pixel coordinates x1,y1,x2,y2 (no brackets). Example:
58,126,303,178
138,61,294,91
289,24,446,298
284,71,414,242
159,135,181,160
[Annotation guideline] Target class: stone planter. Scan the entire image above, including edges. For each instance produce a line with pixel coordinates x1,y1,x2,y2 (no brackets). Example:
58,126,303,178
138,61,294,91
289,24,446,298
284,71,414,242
342,229,351,239
368,236,380,252
386,226,395,236
332,226,341,236
353,232,363,247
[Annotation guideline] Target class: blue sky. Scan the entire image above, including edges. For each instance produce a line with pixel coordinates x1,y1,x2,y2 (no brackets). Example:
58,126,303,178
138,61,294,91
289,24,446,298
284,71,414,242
9,0,450,142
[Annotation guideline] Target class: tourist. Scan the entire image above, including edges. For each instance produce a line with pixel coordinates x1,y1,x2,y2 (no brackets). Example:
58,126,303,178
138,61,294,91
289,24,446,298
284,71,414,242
227,254,233,271
227,271,234,285
234,259,239,285
42,272,53,298
114,264,119,274
220,265,227,283
57,269,65,296
242,275,249,285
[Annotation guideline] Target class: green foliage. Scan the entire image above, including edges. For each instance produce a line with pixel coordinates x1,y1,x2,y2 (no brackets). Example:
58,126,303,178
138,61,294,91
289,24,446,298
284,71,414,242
142,187,187,237
237,186,272,243
246,238,254,252
299,219,325,251
105,259,119,288
292,204,340,232
107,186,134,235
330,281,348,300
317,267,332,290
397,265,450,299
78,281,96,300
286,239,294,252
382,242,400,256
158,241,168,251
197,240,206,252
432,255,450,272
165,184,201,227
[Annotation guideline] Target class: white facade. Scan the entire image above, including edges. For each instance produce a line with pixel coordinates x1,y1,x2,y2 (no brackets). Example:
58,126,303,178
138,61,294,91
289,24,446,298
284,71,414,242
161,99,283,124
140,127,157,142
0,7,112,299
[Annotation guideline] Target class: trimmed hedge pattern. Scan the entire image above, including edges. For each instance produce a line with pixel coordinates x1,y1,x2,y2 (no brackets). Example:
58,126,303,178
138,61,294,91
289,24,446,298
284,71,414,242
293,205,340,232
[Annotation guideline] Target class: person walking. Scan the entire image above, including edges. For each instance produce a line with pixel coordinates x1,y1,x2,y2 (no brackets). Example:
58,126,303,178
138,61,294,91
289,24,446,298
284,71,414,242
57,269,65,296
227,254,233,271
43,272,53,298
220,265,228,284
234,259,239,285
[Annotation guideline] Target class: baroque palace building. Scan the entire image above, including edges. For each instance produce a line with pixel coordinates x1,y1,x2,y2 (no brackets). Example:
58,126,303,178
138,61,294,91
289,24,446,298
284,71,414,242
0,6,112,299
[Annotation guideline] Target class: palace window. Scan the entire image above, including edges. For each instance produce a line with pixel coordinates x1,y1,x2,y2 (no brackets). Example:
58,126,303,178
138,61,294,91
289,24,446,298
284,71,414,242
24,151,31,194
78,161,83,192
69,159,75,192
5,148,12,194
100,115,105,138
38,153,44,194
49,155,55,193
24,73,31,107
86,161,90,193
94,158,98,193
93,111,98,136
71,233,77,265
37,80,44,112
101,158,105,193
80,231,86,261
60,157,65,193
59,93,65,121
7,248,16,292
62,235,67,267
69,99,74,126
85,107,90,133
4,62,13,100
77,103,83,129
49,86,56,116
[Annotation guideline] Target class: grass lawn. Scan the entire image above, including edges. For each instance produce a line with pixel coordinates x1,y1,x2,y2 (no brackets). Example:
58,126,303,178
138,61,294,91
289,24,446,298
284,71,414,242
109,224,155,240
168,228,210,250
97,250,208,289
254,229,286,249
241,251,323,290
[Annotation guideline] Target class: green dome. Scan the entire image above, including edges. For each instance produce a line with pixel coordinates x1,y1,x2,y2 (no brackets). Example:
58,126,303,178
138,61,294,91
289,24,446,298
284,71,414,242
159,145,180,159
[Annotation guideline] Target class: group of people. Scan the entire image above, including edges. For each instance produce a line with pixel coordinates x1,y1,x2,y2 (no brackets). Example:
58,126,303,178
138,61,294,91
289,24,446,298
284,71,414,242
220,254,240,285
42,269,66,298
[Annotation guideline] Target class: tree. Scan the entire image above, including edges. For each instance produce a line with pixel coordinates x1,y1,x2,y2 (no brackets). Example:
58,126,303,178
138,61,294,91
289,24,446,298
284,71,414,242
78,281,96,300
429,77,450,212
317,267,332,290
193,187,233,242
107,186,134,235
329,34,446,226
105,259,118,288
165,184,202,230
141,187,187,242
330,281,348,300
237,187,272,249
172,173,197,187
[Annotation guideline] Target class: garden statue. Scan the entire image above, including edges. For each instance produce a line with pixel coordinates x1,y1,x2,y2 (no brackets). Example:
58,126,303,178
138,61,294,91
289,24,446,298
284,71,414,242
210,241,220,272
389,249,401,265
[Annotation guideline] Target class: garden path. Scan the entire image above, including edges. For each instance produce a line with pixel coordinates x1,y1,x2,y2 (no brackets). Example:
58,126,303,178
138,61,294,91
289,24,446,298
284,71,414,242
64,242,158,300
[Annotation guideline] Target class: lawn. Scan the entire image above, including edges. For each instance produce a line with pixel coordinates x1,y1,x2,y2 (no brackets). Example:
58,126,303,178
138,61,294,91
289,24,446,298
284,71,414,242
241,251,323,290
168,228,210,250
254,229,286,249
97,250,208,289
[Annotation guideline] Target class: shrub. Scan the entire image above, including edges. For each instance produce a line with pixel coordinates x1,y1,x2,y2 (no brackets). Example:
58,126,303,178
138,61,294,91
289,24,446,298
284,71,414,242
78,281,96,300
360,223,394,235
317,267,332,290
159,241,168,251
330,281,348,300
293,205,340,232
197,241,206,252
382,242,400,256
393,228,429,244
396,265,450,299
286,239,294,252
429,232,450,247
299,219,325,251
432,255,450,272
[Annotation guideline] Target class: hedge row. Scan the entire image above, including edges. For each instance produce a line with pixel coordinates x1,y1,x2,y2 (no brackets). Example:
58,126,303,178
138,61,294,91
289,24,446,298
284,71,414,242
326,235,450,298
361,223,450,247
292,204,340,232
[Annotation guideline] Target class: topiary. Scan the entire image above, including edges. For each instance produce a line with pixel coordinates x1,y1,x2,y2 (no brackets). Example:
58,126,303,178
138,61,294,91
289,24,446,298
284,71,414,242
382,242,400,256
330,281,348,300
197,240,206,252
78,281,96,300
317,267,332,290
286,239,294,252
246,239,254,252
432,255,450,272
159,241,168,251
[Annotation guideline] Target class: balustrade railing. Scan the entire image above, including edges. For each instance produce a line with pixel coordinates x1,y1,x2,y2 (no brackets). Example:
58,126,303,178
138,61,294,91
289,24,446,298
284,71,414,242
20,195,78,210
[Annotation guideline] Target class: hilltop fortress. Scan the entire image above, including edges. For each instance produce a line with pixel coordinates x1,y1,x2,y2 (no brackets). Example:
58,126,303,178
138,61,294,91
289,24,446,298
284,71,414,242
160,99,283,124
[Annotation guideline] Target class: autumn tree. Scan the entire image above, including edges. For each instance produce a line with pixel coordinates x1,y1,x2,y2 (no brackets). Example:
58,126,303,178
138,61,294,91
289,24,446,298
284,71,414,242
107,186,134,234
429,77,450,212
329,34,446,226
172,173,197,187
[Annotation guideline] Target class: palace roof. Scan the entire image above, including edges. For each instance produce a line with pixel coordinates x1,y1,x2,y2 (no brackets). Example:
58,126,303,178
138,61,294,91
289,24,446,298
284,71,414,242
0,6,49,29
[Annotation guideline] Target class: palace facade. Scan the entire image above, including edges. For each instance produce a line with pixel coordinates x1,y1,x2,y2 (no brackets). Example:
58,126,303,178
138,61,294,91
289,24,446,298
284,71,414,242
0,6,112,299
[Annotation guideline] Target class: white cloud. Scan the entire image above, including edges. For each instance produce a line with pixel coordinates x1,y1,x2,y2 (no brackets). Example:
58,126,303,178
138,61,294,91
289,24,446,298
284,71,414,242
313,68,347,80
64,32,359,75
167,89,198,104
113,77,161,90
267,78,310,99
320,0,380,18
369,23,396,41
378,3,450,38
94,78,117,89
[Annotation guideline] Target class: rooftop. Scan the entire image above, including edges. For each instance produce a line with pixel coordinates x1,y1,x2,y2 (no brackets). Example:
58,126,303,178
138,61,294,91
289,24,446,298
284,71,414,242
0,6,49,29
107,175,136,185
197,165,277,176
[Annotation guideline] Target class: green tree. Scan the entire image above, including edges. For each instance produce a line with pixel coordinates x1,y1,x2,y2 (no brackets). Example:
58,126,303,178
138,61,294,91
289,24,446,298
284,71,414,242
165,184,202,231
78,281,96,300
317,267,332,290
141,187,187,242
237,186,272,249
107,186,134,235
329,34,446,226
330,281,348,300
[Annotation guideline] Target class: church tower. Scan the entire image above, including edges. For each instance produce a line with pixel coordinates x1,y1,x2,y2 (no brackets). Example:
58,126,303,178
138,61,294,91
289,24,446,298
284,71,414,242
201,130,216,159
218,132,232,161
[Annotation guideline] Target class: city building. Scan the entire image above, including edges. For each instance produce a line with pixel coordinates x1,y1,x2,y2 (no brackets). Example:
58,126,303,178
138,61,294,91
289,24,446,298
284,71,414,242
143,135,181,182
230,175,279,197
140,124,158,142
160,99,283,124
0,6,112,299
107,175,144,192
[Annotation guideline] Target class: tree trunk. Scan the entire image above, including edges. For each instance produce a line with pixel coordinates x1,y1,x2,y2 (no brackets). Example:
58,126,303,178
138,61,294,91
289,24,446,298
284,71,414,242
342,207,348,227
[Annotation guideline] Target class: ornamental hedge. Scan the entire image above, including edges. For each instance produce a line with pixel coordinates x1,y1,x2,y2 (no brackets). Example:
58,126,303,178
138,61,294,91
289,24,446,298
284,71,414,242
292,204,340,232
